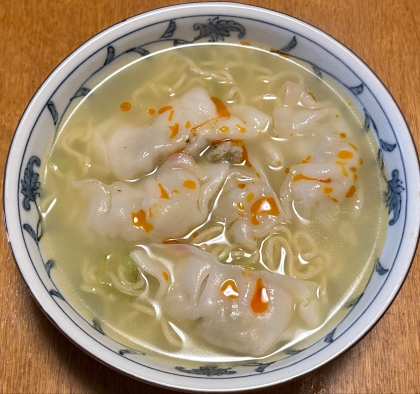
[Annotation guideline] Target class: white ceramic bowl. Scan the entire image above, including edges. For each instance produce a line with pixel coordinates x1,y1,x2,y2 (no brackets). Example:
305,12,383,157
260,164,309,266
4,2,420,392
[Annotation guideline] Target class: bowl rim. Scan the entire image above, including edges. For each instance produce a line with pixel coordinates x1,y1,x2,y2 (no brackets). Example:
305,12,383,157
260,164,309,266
4,2,420,392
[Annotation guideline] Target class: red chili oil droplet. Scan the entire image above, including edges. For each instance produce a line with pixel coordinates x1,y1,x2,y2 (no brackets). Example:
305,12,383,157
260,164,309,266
169,123,179,139
221,279,239,299
158,105,172,114
183,180,196,189
211,97,230,118
158,183,170,199
293,174,332,183
345,185,357,198
337,150,354,160
250,197,280,225
251,278,269,313
131,209,153,232
120,102,131,112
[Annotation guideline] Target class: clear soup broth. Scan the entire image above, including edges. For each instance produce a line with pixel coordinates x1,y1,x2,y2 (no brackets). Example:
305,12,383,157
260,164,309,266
40,43,388,365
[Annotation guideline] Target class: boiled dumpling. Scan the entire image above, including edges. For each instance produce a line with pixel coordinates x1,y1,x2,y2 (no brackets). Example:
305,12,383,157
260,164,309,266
280,132,361,220
272,81,352,139
107,87,216,180
213,167,285,249
75,153,228,241
107,87,271,180
130,244,321,357
185,103,271,155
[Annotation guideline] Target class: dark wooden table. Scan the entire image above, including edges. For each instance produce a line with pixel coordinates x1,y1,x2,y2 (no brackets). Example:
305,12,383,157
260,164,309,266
1,1,419,393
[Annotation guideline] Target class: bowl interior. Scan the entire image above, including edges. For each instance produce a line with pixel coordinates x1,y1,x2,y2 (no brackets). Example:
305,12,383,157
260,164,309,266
4,3,419,392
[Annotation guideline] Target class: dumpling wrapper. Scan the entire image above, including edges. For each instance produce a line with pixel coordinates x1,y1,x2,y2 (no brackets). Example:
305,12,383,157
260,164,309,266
130,244,321,357
213,167,285,249
272,81,353,140
74,153,228,242
107,87,271,179
280,132,361,220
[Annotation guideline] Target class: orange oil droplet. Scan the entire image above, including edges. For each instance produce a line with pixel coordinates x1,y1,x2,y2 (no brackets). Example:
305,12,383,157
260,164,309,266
330,196,338,203
323,186,334,194
120,102,131,112
185,120,191,128
236,124,246,133
246,193,255,202
168,109,175,122
147,108,155,115
183,180,196,190
192,231,200,237
158,183,170,199
250,197,280,225
353,174,358,181
340,133,347,139
162,272,169,281
346,185,357,198
172,189,179,194
237,183,246,189
169,123,179,139
148,207,154,218
158,105,172,114
211,96,230,118
221,279,239,299
349,142,358,151
285,167,290,174
335,161,348,177
293,174,332,183
132,209,154,233
251,278,269,313
359,158,364,165
237,202,245,211
240,40,251,46
219,125,230,133
337,150,354,160
350,167,357,173
335,114,340,118
162,238,182,244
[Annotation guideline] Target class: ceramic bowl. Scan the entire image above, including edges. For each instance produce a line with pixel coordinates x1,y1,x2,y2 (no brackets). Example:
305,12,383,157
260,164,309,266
4,2,420,392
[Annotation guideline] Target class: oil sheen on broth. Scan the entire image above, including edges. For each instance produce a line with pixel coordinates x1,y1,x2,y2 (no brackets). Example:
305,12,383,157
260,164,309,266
40,43,388,364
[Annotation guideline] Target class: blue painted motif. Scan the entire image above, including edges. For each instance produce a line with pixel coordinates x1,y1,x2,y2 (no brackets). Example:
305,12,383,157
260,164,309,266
72,87,90,100
175,366,235,376
348,83,364,95
324,329,336,343
193,17,245,42
344,293,364,308
284,348,303,356
278,35,297,52
245,362,275,373
45,260,55,278
160,20,176,39
47,101,58,125
375,259,389,275
104,46,115,65
49,289,64,300
93,318,106,335
119,348,145,356
386,169,404,225
21,156,41,211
